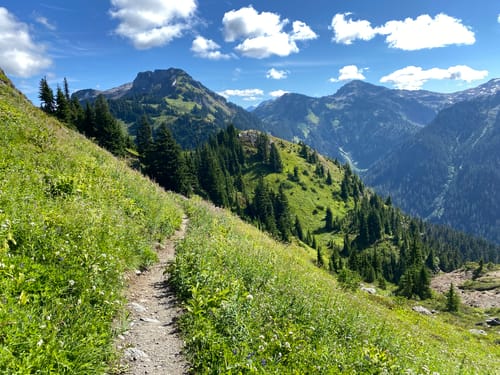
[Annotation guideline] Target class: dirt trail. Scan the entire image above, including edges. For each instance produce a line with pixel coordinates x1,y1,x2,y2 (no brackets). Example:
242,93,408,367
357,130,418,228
116,216,189,374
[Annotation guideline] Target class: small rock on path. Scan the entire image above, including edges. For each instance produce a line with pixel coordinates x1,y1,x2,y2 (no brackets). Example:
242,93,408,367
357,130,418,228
116,216,189,374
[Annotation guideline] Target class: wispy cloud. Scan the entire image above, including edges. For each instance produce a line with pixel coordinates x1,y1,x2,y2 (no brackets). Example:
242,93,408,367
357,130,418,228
218,88,264,101
222,6,317,58
331,13,475,50
380,65,488,90
329,65,366,82
0,7,52,77
109,0,197,49
35,15,56,31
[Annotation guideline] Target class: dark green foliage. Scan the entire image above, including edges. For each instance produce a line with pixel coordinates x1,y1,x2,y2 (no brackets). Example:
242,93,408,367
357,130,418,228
39,76,55,114
136,115,154,169
269,142,284,172
55,86,71,123
396,266,431,300
445,283,460,312
325,207,334,231
294,215,304,241
149,123,191,196
472,259,484,280
256,132,270,163
93,95,127,156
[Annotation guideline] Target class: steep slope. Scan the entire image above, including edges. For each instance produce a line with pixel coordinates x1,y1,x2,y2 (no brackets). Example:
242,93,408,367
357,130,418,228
0,69,183,372
253,79,500,170
366,92,500,244
73,68,263,148
170,197,500,373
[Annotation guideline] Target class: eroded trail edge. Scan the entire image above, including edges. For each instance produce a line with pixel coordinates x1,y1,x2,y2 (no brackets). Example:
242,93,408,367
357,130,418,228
117,216,189,374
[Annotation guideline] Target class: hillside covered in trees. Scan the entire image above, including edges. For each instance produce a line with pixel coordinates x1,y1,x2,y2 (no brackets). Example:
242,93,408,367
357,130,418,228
38,76,499,300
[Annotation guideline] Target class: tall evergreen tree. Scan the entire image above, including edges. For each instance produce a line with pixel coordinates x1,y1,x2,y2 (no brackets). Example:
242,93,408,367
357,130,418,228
325,207,334,231
94,95,126,156
63,77,70,100
136,115,154,170
269,142,284,173
445,283,460,312
39,76,55,114
252,178,278,237
55,86,71,123
150,123,190,195
256,132,270,163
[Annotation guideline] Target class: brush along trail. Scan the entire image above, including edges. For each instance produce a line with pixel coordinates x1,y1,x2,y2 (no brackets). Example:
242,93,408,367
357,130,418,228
116,216,189,374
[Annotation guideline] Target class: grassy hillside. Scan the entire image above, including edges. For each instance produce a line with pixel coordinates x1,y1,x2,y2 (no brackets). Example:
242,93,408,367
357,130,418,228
0,71,183,373
172,197,500,374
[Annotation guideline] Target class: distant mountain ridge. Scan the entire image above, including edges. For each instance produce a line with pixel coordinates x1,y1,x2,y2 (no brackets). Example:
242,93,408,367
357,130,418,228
366,91,500,244
73,68,263,148
253,79,500,171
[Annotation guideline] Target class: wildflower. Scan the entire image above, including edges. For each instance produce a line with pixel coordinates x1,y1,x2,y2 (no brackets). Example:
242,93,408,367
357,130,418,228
37,339,43,347
246,294,253,301
259,335,265,340
284,341,291,349
68,280,75,287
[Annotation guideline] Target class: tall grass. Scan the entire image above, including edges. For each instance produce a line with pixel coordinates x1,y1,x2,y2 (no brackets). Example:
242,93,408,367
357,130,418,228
0,78,182,373
171,198,500,374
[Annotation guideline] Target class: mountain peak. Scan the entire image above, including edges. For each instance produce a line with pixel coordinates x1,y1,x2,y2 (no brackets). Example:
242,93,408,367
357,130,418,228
131,68,191,96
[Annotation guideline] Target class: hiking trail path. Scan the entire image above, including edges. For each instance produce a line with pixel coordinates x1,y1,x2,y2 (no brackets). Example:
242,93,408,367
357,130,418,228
116,216,189,374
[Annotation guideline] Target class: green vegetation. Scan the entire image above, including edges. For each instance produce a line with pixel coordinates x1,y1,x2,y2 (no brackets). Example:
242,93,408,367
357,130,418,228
0,73,182,372
171,198,500,373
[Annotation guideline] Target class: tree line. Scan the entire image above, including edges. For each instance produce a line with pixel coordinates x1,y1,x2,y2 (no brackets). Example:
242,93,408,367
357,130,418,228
39,78,499,301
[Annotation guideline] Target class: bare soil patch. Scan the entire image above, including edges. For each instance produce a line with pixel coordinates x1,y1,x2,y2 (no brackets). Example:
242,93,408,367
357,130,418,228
431,269,500,309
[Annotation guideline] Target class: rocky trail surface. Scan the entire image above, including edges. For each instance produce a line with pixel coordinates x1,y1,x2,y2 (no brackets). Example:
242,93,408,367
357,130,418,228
116,216,189,374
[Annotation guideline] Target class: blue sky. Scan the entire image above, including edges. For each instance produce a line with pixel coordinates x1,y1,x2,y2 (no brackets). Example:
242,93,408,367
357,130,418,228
1,0,499,107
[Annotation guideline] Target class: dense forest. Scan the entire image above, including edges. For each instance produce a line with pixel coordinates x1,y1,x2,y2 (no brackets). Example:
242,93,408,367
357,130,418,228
39,78,500,300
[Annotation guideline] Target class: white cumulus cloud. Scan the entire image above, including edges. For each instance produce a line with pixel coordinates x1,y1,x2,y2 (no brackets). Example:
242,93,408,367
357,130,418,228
266,68,288,79
109,0,197,49
329,65,366,82
330,13,377,45
191,36,231,60
380,65,488,90
218,88,264,101
497,14,500,23
269,89,289,97
331,12,475,50
0,7,52,77
222,6,317,58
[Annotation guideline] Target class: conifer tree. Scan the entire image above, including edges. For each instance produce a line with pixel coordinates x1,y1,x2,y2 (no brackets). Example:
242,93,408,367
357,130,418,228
317,246,324,268
256,132,269,163
39,76,55,114
294,216,304,241
445,283,460,312
136,115,154,170
274,185,292,241
269,142,283,173
326,170,333,185
252,178,278,236
149,123,190,195
55,86,71,123
325,207,334,231
63,77,70,100
94,95,126,156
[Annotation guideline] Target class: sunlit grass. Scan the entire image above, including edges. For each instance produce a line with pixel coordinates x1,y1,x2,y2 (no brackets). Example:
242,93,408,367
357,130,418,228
171,197,500,374
0,78,183,373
